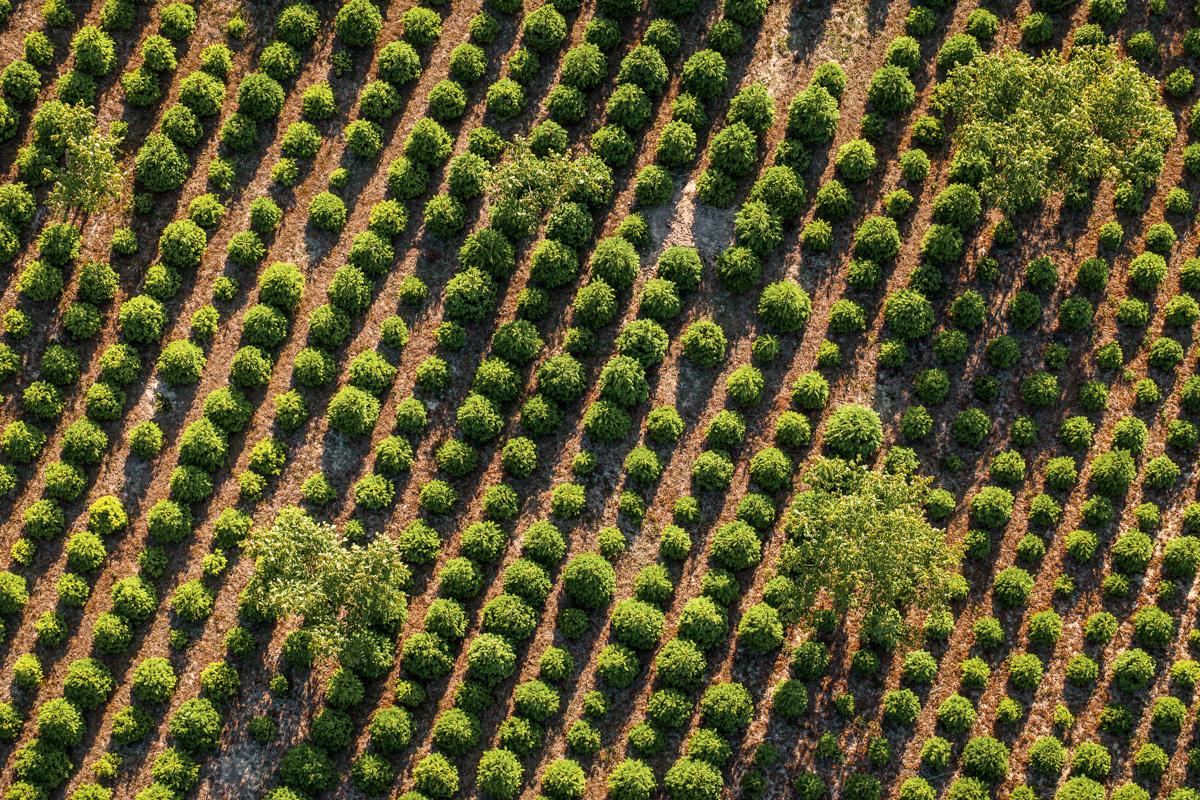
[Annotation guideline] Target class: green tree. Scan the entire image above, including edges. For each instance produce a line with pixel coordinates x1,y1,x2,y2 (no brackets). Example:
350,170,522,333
486,137,572,225
49,114,123,218
244,507,408,670
485,138,610,235
936,45,1173,212
782,458,960,626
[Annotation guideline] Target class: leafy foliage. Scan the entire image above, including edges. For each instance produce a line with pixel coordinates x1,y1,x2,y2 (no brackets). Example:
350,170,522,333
937,46,1173,212
245,507,408,671
782,459,961,624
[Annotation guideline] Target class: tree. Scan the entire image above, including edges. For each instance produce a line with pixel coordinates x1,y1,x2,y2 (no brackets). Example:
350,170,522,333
936,45,1173,213
485,137,573,233
781,458,960,627
49,116,123,218
485,138,611,236
244,507,408,670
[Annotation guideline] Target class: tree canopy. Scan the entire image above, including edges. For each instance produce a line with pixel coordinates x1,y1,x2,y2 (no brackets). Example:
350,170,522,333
935,45,1174,212
49,104,123,218
487,137,571,209
779,458,961,624
244,507,409,668
485,138,611,234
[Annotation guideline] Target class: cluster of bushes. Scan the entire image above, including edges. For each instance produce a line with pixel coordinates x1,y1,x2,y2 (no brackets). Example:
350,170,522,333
7,226,103,508
607,582,756,768
0,1,535,796
415,178,620,516
213,1,320,160
554,0,758,460
299,9,1200,800
392,519,576,797
1,1,1054,798
29,432,236,792
696,82,770,209
590,426,763,767
131,29,234,193
275,637,413,796
27,112,313,800
253,507,421,796
639,16,760,207
313,0,428,192
88,649,237,798
0,181,33,278
6,213,208,611
631,683,752,796
724,65,840,263
155,258,290,504
434,5,722,679
294,19,611,796
869,38,917,119
6,657,121,794
19,229,79,325
107,682,232,797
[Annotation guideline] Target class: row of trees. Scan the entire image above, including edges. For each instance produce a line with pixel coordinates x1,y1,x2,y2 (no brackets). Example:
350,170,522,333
232,30,1189,680
237,11,1193,680
244,459,961,668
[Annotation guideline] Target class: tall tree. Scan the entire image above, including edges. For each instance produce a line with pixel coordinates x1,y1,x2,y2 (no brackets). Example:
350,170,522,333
244,507,409,669
49,113,123,218
779,458,961,623
485,137,610,235
936,44,1174,213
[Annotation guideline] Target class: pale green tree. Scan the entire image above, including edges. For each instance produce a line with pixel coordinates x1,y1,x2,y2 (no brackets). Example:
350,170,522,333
244,506,409,669
780,458,961,624
485,138,612,237
936,45,1174,212
49,110,123,218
